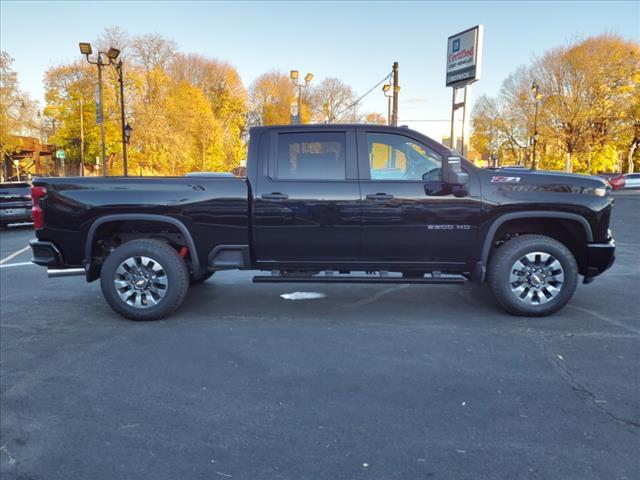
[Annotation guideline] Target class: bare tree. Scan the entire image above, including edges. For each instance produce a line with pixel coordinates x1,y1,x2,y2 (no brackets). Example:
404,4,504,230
309,77,356,123
95,26,130,59
129,33,177,73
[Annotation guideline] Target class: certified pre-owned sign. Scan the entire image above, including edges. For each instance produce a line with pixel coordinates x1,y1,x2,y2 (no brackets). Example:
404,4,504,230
446,25,484,87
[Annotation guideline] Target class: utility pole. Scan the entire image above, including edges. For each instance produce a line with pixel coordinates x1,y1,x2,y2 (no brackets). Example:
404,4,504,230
391,62,399,126
79,97,84,176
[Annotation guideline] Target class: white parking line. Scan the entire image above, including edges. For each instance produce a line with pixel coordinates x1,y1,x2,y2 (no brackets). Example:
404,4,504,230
0,245,30,265
0,261,34,269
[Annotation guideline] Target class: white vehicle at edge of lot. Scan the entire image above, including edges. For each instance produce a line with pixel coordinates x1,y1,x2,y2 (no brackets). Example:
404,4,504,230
622,173,640,189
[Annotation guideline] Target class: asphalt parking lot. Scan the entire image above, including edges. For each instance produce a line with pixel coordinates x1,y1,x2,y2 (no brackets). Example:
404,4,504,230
1,192,639,480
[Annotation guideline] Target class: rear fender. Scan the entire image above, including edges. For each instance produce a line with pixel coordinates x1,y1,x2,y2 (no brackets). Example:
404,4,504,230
84,214,200,281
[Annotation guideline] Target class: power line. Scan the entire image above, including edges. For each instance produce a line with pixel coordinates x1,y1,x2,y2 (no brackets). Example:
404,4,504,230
334,71,393,119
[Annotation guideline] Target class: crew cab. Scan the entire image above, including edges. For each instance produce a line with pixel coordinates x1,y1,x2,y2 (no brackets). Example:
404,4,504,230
29,125,615,320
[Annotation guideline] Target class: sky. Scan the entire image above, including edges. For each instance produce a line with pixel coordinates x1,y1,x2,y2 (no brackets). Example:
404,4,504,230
1,0,639,140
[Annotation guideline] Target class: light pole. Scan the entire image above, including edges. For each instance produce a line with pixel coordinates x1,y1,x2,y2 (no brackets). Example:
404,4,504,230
382,84,393,125
79,96,84,175
80,42,107,176
80,43,129,176
531,80,543,170
290,70,313,124
110,50,129,176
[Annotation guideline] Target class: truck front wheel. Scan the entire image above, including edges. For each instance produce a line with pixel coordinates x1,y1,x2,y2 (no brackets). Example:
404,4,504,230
100,239,189,321
487,234,578,316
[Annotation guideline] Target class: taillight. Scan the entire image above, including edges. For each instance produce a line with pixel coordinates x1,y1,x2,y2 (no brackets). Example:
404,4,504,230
31,186,47,229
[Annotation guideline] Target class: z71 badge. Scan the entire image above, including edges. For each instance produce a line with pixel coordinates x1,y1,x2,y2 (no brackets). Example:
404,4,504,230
491,175,521,183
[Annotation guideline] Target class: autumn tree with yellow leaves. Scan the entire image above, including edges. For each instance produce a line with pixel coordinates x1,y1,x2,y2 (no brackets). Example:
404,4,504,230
42,30,246,176
472,35,640,174
6,28,387,177
248,71,299,126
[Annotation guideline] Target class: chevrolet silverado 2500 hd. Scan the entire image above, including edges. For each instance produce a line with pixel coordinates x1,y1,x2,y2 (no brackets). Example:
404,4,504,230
29,124,615,320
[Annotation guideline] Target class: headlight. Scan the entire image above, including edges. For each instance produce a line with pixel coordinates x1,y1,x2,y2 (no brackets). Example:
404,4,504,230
594,187,608,197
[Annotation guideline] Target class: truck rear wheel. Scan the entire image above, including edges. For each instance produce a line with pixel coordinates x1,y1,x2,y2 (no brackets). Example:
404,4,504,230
100,239,189,321
487,234,578,316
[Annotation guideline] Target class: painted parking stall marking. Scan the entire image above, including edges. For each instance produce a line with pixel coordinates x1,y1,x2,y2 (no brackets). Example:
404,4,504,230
0,245,31,265
0,261,35,269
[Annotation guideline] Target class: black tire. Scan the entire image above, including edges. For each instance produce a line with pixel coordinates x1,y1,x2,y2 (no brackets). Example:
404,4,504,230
190,270,214,285
100,239,189,321
487,234,578,317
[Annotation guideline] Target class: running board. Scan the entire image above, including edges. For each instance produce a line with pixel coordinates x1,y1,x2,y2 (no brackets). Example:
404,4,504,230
253,273,466,285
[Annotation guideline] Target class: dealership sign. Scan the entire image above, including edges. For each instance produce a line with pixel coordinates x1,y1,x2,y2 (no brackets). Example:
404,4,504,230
446,25,484,87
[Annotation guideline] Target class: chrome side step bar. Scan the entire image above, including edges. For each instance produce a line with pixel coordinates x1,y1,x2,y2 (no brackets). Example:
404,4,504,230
47,268,85,278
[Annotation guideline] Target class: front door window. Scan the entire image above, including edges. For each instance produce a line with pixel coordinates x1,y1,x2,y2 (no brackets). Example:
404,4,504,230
367,133,441,182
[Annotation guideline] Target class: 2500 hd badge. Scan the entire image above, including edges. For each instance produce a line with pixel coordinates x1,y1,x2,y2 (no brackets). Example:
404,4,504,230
427,224,472,230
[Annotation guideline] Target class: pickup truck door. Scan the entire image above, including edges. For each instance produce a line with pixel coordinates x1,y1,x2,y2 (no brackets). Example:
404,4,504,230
357,129,482,269
253,129,361,264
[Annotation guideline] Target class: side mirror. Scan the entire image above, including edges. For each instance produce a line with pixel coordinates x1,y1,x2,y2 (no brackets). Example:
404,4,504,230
443,156,469,186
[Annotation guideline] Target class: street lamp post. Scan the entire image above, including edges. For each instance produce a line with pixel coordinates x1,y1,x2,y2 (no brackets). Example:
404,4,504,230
382,84,395,126
290,70,313,124
79,96,84,176
531,80,543,170
80,43,129,176
80,42,107,176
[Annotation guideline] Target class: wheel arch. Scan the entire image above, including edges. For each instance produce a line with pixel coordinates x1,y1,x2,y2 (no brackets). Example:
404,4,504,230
84,214,201,281
474,211,593,282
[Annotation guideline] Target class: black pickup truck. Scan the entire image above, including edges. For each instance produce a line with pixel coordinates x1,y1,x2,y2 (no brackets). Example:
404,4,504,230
29,124,615,320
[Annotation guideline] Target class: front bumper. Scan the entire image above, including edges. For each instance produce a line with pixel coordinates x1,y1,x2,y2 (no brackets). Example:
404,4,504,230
584,237,615,282
30,239,63,267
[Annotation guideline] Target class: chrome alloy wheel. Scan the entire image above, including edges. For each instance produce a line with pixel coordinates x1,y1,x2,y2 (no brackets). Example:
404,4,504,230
509,251,565,305
114,256,168,308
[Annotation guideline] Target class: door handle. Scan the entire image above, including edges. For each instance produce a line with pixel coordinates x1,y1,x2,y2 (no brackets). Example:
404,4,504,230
366,193,394,200
261,192,289,200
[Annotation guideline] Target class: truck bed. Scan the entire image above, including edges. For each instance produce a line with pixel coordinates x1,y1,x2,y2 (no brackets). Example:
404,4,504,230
33,176,250,269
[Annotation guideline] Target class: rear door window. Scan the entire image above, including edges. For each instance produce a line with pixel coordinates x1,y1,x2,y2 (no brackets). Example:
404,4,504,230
275,132,347,180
